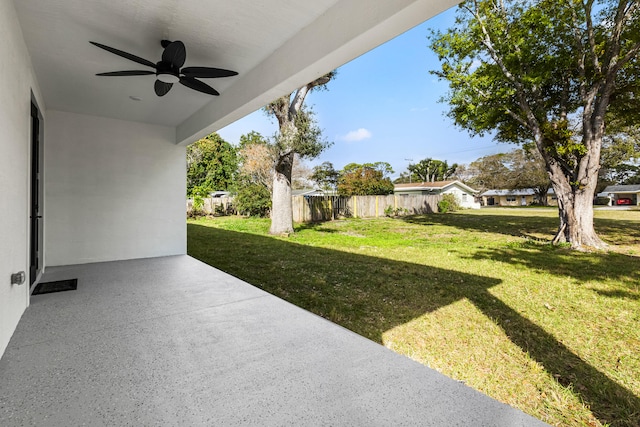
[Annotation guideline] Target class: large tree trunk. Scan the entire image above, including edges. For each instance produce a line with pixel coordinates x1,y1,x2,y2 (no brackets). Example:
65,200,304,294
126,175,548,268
546,142,607,250
270,152,294,235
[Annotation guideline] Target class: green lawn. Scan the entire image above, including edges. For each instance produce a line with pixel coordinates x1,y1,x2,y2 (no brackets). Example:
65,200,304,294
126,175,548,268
187,208,640,427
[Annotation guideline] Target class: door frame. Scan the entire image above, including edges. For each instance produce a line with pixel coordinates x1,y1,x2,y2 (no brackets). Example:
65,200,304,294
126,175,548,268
29,98,44,288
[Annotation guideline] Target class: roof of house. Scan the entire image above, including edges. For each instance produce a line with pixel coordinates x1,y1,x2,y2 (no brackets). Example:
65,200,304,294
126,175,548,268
394,180,478,194
481,188,555,197
601,184,640,193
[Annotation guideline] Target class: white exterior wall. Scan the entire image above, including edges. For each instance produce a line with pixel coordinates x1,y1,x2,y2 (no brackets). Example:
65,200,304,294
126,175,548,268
443,187,480,209
0,0,45,356
45,111,186,266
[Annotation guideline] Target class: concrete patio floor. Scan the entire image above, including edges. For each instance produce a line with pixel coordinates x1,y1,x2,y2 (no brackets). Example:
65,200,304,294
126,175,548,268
0,255,546,426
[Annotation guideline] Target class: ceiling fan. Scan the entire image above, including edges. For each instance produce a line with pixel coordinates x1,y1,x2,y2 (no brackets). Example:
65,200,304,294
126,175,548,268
90,40,238,97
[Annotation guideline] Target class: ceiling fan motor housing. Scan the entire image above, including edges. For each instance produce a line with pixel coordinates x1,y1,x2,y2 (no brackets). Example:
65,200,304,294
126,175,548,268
156,61,180,83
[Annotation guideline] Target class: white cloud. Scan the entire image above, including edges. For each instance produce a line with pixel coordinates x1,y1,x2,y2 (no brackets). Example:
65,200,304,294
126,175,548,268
341,128,372,142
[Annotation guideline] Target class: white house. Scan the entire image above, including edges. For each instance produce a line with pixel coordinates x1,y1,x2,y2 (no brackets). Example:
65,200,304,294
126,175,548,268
394,180,481,209
481,188,557,206
1,0,462,361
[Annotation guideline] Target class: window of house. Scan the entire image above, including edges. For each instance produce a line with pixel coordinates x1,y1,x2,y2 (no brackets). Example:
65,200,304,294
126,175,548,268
461,194,467,201
506,196,516,202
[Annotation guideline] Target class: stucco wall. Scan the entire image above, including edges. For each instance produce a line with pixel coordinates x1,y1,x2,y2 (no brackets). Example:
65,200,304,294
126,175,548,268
45,111,186,266
442,187,480,209
0,0,45,356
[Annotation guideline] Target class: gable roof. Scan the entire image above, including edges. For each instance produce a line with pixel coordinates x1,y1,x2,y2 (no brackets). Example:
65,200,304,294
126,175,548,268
601,184,640,193
394,180,478,194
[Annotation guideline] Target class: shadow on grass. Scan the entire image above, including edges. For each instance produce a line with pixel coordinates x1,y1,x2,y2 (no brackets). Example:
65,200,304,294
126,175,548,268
402,213,640,246
593,289,640,301
188,223,640,427
464,242,640,290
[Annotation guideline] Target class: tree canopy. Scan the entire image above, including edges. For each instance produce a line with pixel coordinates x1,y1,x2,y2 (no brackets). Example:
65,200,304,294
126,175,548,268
311,161,340,192
337,162,395,196
406,158,458,183
186,133,237,197
234,132,273,216
466,148,551,203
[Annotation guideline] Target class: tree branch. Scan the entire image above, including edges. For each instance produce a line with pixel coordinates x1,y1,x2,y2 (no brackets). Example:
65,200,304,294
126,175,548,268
466,0,541,135
504,107,529,128
583,0,601,73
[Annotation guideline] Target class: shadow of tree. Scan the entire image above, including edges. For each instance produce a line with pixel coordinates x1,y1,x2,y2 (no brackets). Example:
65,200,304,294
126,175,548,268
403,212,558,239
402,212,640,247
465,242,640,289
592,289,640,301
188,224,640,426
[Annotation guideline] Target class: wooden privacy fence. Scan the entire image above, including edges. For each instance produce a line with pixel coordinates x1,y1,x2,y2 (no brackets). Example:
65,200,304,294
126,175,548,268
292,194,440,222
187,196,234,215
187,194,440,222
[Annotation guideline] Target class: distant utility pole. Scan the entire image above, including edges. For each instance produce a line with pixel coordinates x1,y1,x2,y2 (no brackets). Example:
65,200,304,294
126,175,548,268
405,159,413,183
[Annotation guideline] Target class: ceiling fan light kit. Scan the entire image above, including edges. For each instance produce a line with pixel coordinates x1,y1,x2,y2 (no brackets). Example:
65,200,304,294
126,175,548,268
90,40,238,97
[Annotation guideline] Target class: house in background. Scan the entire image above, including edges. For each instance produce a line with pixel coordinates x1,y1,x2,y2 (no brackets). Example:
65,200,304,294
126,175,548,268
480,188,557,206
394,180,481,209
600,184,640,205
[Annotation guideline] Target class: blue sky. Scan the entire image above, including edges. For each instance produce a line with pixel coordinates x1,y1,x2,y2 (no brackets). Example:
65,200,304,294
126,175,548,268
218,6,511,180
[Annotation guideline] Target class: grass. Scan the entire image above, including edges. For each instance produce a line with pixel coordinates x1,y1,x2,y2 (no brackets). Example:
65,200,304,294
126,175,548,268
187,208,640,427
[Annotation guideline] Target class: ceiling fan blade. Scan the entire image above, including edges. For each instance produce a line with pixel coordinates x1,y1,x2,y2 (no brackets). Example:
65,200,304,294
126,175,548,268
90,41,156,68
154,80,173,97
96,70,156,76
181,67,239,78
179,76,219,96
162,41,186,68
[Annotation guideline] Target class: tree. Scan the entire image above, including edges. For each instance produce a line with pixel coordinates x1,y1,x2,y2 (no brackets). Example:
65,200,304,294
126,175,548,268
186,133,237,197
265,72,335,235
407,158,458,182
506,148,553,204
465,149,551,203
337,162,395,196
235,132,273,216
393,171,414,184
430,0,640,249
598,125,640,188
311,161,339,192
237,132,274,192
291,156,314,190
466,153,513,192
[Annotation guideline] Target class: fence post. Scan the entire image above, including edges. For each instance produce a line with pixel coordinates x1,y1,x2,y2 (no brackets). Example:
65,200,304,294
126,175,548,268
354,196,358,218
375,196,379,217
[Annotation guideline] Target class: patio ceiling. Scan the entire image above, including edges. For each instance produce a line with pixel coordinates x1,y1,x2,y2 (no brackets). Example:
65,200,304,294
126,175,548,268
14,0,460,145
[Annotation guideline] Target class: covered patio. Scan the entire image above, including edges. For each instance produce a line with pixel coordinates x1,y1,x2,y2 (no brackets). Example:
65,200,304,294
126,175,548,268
0,255,544,425
1,0,548,423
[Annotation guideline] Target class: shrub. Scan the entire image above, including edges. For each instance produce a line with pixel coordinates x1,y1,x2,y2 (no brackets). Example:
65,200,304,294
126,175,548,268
235,183,271,217
188,195,206,218
438,193,460,213
594,196,610,206
385,205,408,217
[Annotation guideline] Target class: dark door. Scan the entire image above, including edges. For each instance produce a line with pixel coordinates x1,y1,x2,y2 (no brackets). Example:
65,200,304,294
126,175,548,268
30,102,42,286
